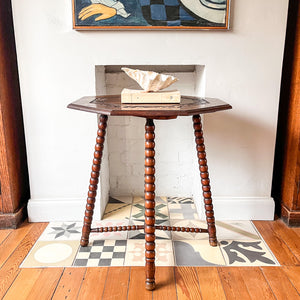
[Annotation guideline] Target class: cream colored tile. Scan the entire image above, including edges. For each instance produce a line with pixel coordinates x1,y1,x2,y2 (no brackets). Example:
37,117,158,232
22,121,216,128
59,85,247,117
216,221,260,240
111,259,125,266
21,240,79,268
124,240,174,266
133,196,144,203
90,220,129,240
103,204,132,220
220,239,279,266
170,219,208,240
87,259,99,267
76,252,90,259
174,240,225,266
101,252,113,259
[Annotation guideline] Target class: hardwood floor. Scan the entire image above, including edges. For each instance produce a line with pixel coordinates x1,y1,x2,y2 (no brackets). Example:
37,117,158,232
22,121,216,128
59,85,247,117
0,219,300,299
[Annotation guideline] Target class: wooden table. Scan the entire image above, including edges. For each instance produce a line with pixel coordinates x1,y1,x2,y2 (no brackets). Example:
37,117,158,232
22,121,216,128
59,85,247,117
68,95,232,290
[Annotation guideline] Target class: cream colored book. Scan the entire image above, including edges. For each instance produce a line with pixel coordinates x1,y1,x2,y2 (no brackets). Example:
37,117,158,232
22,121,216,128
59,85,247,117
121,89,181,104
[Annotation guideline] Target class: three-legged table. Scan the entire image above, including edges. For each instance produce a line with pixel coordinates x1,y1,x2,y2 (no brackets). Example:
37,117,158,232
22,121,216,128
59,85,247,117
68,95,232,290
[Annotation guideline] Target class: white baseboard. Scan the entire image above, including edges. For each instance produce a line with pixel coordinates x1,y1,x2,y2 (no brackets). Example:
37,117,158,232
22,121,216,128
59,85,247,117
28,196,275,222
195,196,275,220
27,198,102,222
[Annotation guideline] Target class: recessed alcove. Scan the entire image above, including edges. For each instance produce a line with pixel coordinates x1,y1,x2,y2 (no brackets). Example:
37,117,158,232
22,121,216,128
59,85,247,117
95,65,206,217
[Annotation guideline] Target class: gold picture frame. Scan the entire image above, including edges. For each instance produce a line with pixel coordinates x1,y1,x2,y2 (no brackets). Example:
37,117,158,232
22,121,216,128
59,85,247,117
73,0,231,30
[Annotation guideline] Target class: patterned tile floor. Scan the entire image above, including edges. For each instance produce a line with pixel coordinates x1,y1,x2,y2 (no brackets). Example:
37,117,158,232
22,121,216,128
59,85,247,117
21,196,279,268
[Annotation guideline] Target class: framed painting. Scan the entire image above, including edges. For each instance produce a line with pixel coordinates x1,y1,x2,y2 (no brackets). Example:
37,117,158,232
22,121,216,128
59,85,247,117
72,0,231,30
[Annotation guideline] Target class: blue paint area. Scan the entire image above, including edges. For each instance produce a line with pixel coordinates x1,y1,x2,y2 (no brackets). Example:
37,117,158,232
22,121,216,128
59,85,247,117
139,0,150,5
150,5,167,21
74,0,149,26
179,7,195,21
164,0,180,5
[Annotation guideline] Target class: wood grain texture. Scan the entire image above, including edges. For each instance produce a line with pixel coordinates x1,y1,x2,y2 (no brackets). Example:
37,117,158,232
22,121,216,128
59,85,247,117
0,222,34,268
238,267,276,299
0,229,11,245
195,267,226,299
269,219,300,261
153,267,177,299
3,268,42,300
279,0,300,225
193,114,217,246
218,267,251,300
102,267,130,300
293,227,300,238
0,222,47,299
81,115,108,247
261,267,300,299
52,268,86,300
77,267,108,299
253,220,300,265
144,118,156,290
0,0,29,217
3,268,62,300
128,267,152,300
25,268,63,300
282,266,300,294
175,267,202,300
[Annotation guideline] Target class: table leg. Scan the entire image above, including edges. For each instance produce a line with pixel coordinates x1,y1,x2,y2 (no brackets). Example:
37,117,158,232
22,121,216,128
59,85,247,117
144,118,156,290
193,115,218,247
80,115,108,247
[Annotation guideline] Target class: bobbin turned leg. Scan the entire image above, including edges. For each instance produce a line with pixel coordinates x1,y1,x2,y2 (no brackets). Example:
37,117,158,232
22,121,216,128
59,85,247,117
80,115,108,247
144,118,156,291
193,115,217,247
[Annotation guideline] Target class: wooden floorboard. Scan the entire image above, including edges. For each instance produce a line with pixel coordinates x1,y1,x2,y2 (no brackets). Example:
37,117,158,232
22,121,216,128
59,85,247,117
261,267,300,299
153,267,177,299
282,266,300,294
253,220,300,265
77,267,108,299
127,267,152,300
0,229,12,245
0,220,300,299
218,267,252,299
0,222,34,268
195,267,226,299
52,267,87,300
270,219,300,262
238,267,276,299
174,267,202,300
0,222,47,299
102,267,130,300
3,268,63,300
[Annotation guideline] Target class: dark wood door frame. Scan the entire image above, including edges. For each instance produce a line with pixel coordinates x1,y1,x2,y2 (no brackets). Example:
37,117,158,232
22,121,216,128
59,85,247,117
272,0,300,226
0,0,30,228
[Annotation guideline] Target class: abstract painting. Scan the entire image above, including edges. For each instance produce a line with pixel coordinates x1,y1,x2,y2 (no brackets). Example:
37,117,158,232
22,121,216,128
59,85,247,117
73,0,230,30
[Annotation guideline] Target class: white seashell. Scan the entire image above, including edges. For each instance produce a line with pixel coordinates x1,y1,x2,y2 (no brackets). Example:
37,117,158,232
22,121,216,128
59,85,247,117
91,0,130,18
121,67,178,92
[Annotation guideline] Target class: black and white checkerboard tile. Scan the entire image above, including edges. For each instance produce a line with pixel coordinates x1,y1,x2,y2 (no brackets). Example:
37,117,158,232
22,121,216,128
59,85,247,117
73,240,127,267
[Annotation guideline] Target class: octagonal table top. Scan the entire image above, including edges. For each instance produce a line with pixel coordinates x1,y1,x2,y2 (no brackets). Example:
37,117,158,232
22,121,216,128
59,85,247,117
68,95,232,119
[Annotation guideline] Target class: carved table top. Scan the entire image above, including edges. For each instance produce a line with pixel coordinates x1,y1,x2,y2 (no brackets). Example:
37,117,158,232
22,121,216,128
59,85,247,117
68,95,232,119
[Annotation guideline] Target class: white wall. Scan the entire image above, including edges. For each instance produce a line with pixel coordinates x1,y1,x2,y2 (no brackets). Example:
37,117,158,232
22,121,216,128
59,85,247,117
12,0,289,221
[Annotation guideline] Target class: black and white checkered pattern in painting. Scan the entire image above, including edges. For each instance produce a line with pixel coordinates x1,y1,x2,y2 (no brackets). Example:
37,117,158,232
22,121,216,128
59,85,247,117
73,240,127,267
